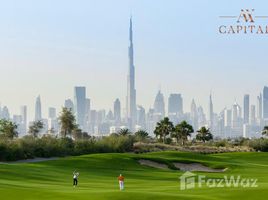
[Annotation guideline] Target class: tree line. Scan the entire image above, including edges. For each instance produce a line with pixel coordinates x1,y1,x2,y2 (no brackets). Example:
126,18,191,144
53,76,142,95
2,107,268,143
154,117,213,145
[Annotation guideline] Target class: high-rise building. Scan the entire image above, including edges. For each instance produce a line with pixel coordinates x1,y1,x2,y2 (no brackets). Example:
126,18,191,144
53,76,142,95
208,94,214,128
153,90,165,119
126,17,137,131
35,95,42,121
85,98,91,117
243,94,250,124
257,93,262,119
197,106,206,128
190,99,198,130
64,99,74,111
137,105,146,129
263,86,268,119
114,98,121,125
224,108,232,127
48,107,56,119
74,86,86,129
20,105,27,134
168,94,183,115
250,105,256,125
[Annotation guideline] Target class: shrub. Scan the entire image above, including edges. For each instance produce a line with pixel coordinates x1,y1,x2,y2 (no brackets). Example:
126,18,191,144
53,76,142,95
248,138,268,152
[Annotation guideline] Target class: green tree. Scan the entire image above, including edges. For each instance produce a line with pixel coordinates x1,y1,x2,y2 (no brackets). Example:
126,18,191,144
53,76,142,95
59,107,77,138
72,127,90,140
154,117,174,143
135,130,149,142
196,126,213,143
0,119,18,139
28,120,44,138
262,126,268,137
118,128,132,136
173,121,194,145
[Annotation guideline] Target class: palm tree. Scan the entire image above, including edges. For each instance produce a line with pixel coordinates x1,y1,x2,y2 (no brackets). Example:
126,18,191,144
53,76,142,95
135,130,149,141
196,126,213,143
28,120,44,138
154,117,174,143
0,119,18,139
59,107,77,138
262,126,268,137
118,128,131,136
173,121,194,145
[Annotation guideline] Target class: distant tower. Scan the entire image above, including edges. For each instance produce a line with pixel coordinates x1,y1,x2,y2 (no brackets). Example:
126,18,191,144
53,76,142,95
20,105,27,134
64,99,74,111
48,107,56,119
250,105,256,125
168,94,183,115
153,90,165,118
137,105,146,129
263,86,268,119
208,94,214,128
114,98,121,125
74,86,86,129
35,95,42,121
1,106,10,120
126,17,137,130
243,94,250,124
257,93,262,120
190,99,198,130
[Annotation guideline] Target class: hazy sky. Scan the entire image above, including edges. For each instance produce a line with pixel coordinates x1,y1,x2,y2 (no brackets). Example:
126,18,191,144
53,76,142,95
1,0,268,120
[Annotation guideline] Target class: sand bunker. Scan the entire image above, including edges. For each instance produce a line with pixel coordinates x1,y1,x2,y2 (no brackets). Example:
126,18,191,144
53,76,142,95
138,159,226,172
138,159,169,170
173,162,226,172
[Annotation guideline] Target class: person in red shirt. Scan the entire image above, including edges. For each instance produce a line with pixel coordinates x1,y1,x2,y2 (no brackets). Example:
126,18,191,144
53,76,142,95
117,174,125,190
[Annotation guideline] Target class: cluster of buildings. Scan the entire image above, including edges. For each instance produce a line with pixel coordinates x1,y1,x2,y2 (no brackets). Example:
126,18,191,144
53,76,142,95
0,18,267,139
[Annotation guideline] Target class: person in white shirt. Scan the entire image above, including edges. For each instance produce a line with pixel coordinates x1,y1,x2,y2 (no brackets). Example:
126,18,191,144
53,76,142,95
73,170,79,187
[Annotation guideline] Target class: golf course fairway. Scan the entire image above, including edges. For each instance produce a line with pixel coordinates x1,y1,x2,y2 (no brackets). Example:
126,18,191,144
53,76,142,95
0,151,267,200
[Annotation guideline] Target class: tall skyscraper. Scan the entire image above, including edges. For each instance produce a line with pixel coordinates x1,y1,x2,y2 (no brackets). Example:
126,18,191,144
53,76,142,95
243,94,250,124
35,95,42,121
190,99,198,130
263,86,268,119
262,86,268,119
74,86,86,129
114,98,121,125
224,108,232,127
153,90,165,118
137,105,146,129
20,105,27,134
126,17,137,131
208,94,214,128
168,94,183,115
257,93,262,119
64,99,74,111
48,107,56,119
250,105,256,125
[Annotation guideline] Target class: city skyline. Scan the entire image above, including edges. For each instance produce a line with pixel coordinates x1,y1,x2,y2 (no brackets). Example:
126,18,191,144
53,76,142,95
1,0,268,122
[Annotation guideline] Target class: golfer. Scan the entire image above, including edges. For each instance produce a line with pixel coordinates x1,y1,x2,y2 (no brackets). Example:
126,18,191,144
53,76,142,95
118,174,125,190
73,170,79,187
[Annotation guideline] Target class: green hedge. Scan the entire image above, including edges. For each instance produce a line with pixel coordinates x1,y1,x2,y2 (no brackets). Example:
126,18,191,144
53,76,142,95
0,134,135,161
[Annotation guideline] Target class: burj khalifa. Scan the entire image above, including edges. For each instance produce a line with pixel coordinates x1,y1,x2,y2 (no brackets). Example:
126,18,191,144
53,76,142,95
126,17,136,131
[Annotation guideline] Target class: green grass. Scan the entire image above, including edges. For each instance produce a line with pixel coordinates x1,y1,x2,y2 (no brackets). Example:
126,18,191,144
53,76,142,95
0,151,268,200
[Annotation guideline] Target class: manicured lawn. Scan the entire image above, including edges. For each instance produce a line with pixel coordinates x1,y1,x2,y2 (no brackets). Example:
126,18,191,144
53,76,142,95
0,151,267,200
